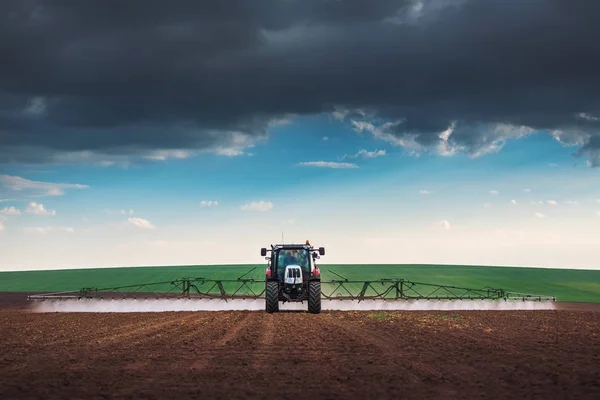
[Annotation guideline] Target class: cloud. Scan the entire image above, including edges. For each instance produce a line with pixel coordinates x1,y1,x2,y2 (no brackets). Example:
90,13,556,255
200,200,219,207
547,200,558,205
240,201,273,212
345,149,387,159
420,189,433,195
0,221,3,231
297,161,358,169
143,150,195,161
510,200,517,204
25,202,56,216
524,188,531,193
578,113,600,122
0,206,20,216
322,136,329,141
438,220,451,230
534,212,545,218
24,226,74,234
564,200,579,205
489,190,499,195
0,175,88,196
104,209,134,216
332,108,349,121
128,217,156,229
2,2,600,166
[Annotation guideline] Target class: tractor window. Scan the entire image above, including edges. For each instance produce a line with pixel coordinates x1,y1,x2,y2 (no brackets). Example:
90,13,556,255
276,249,310,272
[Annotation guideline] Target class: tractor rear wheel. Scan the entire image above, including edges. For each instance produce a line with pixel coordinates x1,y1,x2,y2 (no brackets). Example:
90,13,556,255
308,280,321,314
266,281,279,313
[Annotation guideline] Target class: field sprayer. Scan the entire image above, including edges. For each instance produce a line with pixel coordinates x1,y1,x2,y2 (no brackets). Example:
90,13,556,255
27,240,556,312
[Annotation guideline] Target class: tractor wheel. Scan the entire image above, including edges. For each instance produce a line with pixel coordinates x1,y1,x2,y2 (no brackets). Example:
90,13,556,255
265,281,279,313
308,280,321,314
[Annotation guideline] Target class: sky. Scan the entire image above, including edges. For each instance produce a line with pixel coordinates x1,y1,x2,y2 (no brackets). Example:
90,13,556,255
1,0,600,271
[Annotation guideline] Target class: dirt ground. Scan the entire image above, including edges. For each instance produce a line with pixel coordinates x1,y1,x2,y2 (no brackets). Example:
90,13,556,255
1,295,599,399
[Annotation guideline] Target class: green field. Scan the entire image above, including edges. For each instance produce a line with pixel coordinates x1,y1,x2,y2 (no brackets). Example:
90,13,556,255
1,264,599,302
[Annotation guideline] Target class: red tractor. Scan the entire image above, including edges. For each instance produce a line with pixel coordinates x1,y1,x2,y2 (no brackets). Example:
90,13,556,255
261,240,325,313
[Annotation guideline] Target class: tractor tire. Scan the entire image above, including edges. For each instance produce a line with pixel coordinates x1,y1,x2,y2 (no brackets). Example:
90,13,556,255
308,280,321,314
265,281,279,313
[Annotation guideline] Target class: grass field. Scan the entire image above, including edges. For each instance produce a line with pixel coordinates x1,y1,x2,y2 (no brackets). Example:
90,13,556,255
1,264,599,302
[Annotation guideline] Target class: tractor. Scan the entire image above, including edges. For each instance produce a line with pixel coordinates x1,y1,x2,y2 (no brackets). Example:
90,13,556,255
261,240,325,314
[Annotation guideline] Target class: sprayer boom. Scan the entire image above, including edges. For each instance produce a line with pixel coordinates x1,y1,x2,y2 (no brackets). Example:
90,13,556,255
27,274,556,302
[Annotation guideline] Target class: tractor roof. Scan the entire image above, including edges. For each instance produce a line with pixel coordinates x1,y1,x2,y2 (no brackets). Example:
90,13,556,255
272,243,314,250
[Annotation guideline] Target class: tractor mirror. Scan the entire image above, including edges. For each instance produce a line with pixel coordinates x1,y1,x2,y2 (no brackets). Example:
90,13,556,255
261,248,267,257
319,247,325,256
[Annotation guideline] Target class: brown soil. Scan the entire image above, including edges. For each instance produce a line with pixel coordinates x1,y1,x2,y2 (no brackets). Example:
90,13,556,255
1,305,599,400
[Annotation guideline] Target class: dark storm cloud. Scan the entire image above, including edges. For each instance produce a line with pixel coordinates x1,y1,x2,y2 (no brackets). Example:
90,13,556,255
1,0,600,164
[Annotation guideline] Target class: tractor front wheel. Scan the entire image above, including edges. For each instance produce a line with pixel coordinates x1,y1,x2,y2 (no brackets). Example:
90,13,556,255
308,280,321,314
266,281,279,313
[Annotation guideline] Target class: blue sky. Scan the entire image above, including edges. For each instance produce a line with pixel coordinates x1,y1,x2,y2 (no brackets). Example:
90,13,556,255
2,113,600,271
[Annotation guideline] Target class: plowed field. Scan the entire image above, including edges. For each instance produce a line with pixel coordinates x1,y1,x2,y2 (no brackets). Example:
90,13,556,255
1,306,599,399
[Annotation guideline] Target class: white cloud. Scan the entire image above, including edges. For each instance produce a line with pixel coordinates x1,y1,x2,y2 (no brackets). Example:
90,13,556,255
534,212,545,218
351,120,423,154
143,149,194,161
332,107,349,120
351,117,533,159
438,220,451,230
211,131,265,157
25,202,56,216
564,200,579,205
240,201,273,212
297,161,358,169
466,124,535,158
128,217,156,229
530,200,544,205
524,188,531,192
420,189,433,195
322,136,329,141
577,112,600,122
436,121,461,156
547,200,558,205
215,147,244,157
0,206,21,216
510,200,517,205
489,190,499,195
0,175,88,196
346,149,386,159
24,226,74,234
200,200,219,207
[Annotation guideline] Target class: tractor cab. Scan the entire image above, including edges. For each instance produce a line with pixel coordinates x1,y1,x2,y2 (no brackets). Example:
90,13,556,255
275,248,311,283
